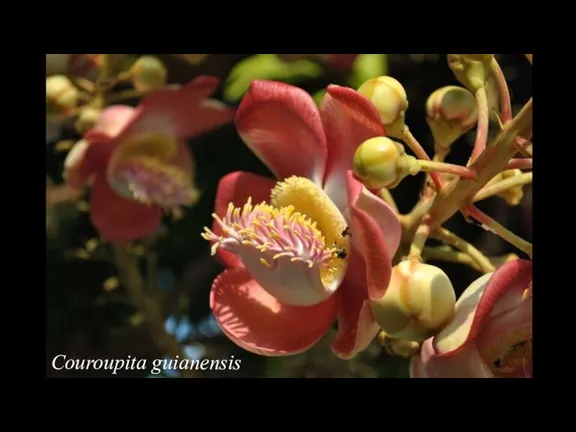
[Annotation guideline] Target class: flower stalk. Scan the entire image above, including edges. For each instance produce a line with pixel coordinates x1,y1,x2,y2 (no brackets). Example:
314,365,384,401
112,244,197,378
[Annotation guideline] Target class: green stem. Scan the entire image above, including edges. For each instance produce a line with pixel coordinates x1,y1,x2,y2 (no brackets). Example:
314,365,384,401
473,172,532,202
402,126,443,191
413,160,477,180
470,87,489,162
464,205,532,257
490,58,512,123
430,227,495,273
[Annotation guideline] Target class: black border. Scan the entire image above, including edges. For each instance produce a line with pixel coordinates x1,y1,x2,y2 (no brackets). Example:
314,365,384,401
39,51,541,414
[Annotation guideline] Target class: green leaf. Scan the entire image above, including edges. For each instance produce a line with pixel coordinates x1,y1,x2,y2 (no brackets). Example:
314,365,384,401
224,54,322,102
349,54,388,90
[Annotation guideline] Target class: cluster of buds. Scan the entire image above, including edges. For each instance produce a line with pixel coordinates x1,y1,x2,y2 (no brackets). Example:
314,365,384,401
46,75,79,118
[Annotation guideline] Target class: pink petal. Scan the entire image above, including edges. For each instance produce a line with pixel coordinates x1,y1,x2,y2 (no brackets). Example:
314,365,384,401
320,85,386,210
434,259,532,355
90,174,162,242
64,131,115,190
236,80,328,185
469,259,533,341
210,267,338,356
410,338,494,378
323,54,359,71
330,254,380,359
212,171,277,268
114,76,232,142
94,105,136,137
346,171,401,300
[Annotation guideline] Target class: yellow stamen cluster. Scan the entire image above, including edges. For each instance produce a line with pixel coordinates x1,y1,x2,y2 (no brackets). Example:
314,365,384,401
202,198,339,269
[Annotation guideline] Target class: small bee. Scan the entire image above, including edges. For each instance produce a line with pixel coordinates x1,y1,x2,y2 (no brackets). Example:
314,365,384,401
335,248,348,259
341,226,352,237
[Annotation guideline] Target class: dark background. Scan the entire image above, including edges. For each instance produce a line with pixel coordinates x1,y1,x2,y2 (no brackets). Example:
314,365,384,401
46,54,532,378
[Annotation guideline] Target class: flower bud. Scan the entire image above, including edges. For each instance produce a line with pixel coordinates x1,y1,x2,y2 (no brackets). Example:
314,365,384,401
353,137,417,189
357,76,408,138
130,56,167,93
75,106,102,135
46,75,78,117
370,260,456,342
426,86,478,153
488,169,524,206
447,54,494,93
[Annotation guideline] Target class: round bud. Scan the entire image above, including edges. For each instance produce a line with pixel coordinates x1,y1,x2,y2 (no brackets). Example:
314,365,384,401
447,54,494,93
353,137,417,189
131,56,167,93
426,86,478,152
370,260,456,342
75,106,102,135
357,76,408,138
46,75,78,116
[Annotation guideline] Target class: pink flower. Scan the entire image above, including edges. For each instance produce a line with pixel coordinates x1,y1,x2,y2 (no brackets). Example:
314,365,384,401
202,80,401,359
64,76,234,243
410,259,532,378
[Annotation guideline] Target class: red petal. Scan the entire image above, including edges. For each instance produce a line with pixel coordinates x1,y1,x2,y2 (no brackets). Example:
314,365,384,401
468,259,533,342
90,174,162,242
212,171,277,268
236,80,328,184
346,171,400,300
410,338,494,378
330,266,380,359
114,76,232,142
64,132,115,190
320,85,386,210
210,267,338,356
94,105,136,137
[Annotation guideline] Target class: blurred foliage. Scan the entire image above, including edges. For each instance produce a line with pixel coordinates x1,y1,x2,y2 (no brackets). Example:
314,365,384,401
349,54,388,89
224,54,322,102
